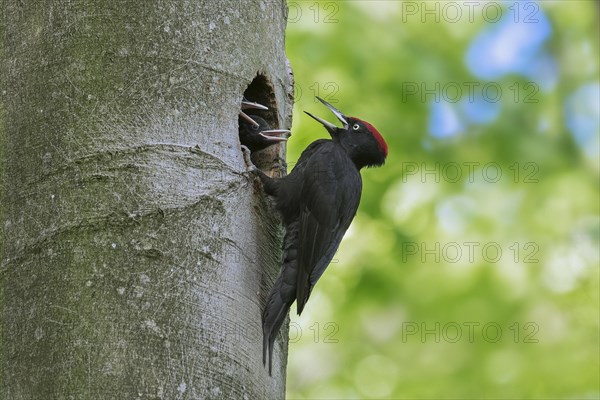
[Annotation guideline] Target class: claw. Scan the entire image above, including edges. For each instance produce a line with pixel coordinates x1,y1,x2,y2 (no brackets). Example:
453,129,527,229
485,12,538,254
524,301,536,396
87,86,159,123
241,145,257,173
270,157,288,177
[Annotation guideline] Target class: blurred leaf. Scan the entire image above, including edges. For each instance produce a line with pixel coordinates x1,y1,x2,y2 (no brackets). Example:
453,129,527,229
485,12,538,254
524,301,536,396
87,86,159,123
286,1,599,399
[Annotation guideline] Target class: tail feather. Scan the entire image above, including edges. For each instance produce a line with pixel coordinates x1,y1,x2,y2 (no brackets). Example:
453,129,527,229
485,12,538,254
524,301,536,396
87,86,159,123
261,221,299,374
262,281,293,375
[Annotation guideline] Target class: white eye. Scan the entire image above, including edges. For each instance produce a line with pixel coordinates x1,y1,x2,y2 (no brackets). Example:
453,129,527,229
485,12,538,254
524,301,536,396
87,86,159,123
353,124,360,131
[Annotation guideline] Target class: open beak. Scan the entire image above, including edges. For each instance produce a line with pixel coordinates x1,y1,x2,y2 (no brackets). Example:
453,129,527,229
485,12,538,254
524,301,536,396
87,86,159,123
240,98,269,128
304,96,348,135
259,129,291,143
241,99,269,111
239,111,260,128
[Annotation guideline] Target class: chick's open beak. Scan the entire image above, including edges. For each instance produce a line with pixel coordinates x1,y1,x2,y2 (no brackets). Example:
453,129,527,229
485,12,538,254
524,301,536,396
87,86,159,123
240,98,269,128
259,129,290,143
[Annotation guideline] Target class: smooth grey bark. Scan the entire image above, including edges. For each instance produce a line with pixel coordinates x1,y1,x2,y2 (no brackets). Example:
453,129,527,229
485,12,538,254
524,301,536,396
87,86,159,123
1,1,292,398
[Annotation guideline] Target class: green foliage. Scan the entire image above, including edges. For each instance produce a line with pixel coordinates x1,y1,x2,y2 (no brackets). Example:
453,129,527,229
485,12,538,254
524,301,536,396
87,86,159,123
285,2,599,398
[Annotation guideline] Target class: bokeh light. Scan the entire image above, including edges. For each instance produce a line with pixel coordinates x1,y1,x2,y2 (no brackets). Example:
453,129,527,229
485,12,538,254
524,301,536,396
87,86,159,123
285,1,599,399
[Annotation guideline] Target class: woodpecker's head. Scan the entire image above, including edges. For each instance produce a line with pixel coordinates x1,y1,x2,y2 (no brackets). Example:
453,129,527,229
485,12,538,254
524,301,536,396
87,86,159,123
239,114,290,152
305,97,388,168
239,98,290,152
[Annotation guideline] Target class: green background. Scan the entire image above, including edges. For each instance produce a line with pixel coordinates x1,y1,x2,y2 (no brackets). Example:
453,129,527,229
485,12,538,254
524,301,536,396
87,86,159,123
285,1,599,399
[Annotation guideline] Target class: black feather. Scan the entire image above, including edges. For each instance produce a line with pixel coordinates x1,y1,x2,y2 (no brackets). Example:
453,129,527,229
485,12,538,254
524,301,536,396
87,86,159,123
253,100,387,374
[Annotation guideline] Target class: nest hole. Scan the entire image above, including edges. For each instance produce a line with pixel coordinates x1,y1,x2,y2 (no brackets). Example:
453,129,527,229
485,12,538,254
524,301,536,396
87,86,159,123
240,74,280,131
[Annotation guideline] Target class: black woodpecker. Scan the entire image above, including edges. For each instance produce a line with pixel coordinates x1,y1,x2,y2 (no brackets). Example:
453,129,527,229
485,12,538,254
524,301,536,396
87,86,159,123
244,97,388,374
238,98,290,152
239,115,290,152
239,97,268,128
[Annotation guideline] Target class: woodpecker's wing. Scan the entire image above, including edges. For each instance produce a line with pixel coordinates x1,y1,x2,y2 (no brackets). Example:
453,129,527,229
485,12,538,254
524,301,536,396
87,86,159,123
295,145,362,315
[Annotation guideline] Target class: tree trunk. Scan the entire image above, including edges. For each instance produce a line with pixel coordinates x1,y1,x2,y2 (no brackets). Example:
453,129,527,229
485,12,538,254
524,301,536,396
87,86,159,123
0,1,292,398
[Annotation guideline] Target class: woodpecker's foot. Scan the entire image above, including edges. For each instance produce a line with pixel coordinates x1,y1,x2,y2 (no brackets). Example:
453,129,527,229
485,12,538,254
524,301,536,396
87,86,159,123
241,145,257,174
270,157,287,177
273,156,287,170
